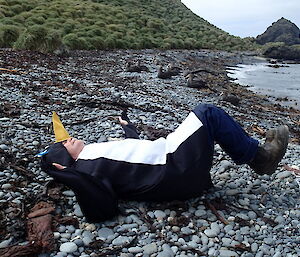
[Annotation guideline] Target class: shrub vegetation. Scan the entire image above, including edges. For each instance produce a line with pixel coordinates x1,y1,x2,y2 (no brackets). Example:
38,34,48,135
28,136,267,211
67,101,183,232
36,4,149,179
0,0,259,52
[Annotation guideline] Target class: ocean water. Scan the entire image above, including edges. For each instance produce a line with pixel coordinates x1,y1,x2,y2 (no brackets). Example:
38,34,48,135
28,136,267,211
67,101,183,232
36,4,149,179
227,63,300,109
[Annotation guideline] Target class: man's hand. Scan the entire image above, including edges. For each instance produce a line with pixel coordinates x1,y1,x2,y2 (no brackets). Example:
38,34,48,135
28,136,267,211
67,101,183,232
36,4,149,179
52,163,66,170
118,116,128,126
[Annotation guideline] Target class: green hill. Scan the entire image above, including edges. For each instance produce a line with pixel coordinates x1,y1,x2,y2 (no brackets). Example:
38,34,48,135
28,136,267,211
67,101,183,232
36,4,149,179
0,0,258,52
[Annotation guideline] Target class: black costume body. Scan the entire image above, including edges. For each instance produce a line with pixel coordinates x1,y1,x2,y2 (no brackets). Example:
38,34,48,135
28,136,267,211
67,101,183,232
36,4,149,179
42,104,258,222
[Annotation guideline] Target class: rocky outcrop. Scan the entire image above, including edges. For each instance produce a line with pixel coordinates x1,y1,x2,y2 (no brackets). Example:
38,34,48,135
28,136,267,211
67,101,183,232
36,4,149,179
263,44,300,61
256,18,300,45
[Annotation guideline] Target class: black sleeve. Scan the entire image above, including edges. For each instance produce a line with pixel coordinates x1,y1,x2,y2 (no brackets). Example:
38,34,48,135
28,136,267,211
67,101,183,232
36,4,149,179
121,124,140,139
44,167,119,222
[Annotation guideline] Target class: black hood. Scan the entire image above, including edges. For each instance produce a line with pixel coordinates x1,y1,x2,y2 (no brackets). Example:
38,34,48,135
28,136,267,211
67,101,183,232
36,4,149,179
41,142,75,171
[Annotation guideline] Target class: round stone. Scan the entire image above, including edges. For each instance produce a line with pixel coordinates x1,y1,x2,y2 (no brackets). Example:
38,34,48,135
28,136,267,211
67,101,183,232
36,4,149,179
195,209,207,217
112,236,132,246
98,227,114,239
59,242,78,253
142,243,158,255
276,171,292,179
219,250,238,257
62,190,75,197
0,144,9,150
128,246,143,253
1,184,12,189
154,210,166,220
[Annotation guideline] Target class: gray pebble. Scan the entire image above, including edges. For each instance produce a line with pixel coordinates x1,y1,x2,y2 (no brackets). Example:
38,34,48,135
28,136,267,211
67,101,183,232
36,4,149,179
1,184,12,189
181,227,193,235
219,250,238,257
116,223,138,232
73,204,83,217
154,210,166,220
142,242,158,255
63,190,75,197
0,144,9,150
112,236,132,246
0,237,13,248
73,239,84,247
195,209,206,217
59,242,78,253
276,171,292,179
97,227,114,239
221,237,232,247
128,246,143,253
204,228,218,237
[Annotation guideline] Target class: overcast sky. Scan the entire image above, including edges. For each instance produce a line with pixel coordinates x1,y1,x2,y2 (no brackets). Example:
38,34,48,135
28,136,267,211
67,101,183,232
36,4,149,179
181,0,300,38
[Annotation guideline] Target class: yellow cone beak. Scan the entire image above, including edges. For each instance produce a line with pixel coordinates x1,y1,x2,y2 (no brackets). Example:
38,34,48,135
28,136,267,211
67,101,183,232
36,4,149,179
52,111,70,142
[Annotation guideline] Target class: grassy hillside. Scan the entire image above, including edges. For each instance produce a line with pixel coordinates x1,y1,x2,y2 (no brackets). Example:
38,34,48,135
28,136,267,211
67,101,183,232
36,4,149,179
0,0,258,52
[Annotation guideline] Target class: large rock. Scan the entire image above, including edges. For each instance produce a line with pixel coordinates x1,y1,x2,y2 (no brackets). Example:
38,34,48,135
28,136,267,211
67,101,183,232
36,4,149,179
263,44,300,61
256,17,300,45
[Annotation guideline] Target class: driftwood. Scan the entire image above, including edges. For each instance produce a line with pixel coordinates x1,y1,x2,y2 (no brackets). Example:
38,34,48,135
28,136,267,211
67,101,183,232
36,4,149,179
204,199,229,225
0,68,27,74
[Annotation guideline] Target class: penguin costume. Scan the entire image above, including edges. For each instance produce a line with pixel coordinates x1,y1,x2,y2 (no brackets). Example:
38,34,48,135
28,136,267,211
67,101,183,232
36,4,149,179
41,104,260,222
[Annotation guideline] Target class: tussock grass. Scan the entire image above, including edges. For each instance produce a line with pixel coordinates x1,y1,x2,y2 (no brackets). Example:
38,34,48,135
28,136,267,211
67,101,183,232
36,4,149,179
0,0,259,52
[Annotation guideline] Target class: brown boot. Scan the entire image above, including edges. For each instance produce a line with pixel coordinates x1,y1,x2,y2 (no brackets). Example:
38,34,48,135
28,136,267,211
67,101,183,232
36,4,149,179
249,125,289,175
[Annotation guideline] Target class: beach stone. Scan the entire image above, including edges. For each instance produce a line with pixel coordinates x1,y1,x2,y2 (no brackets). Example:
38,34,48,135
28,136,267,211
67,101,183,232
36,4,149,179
82,231,94,246
181,227,193,235
112,236,132,246
73,239,84,247
142,243,158,255
211,222,221,233
276,171,292,179
74,204,83,217
157,251,174,257
218,160,232,172
204,228,218,237
195,209,206,217
248,211,257,220
0,144,9,150
53,232,60,239
62,190,75,197
98,227,114,239
264,237,274,245
60,233,71,239
201,234,209,245
160,244,174,257
275,216,285,224
219,250,238,257
59,242,78,253
154,210,166,220
84,224,96,231
117,224,138,232
251,242,259,252
226,189,240,196
191,235,201,243
221,237,232,247
0,237,13,248
172,226,180,232
128,246,143,253
66,225,76,233
1,184,12,189
240,227,250,235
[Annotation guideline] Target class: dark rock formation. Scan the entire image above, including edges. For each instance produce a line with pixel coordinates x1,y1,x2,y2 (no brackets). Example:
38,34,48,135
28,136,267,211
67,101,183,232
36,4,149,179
221,93,240,106
263,45,300,61
256,18,300,45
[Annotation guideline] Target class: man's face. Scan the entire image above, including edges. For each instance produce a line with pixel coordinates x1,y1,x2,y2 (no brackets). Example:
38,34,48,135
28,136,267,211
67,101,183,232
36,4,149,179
62,138,85,160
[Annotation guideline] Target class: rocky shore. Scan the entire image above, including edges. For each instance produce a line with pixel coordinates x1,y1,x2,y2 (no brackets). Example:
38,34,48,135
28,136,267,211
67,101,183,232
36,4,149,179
0,49,299,257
